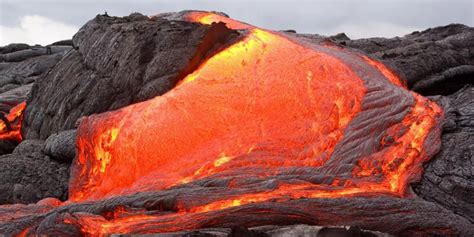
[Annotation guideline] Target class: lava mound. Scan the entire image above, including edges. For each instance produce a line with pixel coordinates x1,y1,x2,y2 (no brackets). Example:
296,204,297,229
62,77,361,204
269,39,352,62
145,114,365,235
1,11,473,236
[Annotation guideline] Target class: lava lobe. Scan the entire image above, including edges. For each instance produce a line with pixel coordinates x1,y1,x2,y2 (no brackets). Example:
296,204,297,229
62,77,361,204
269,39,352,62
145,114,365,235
71,12,441,205
1,11,449,236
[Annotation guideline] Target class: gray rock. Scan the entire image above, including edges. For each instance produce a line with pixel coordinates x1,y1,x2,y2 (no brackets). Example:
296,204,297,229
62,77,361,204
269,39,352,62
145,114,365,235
328,33,350,41
0,52,66,82
337,24,474,91
0,46,71,62
43,129,76,162
0,140,17,155
12,139,44,155
0,140,69,204
162,225,389,237
0,83,31,113
0,74,16,87
0,43,30,54
50,39,73,46
414,85,474,222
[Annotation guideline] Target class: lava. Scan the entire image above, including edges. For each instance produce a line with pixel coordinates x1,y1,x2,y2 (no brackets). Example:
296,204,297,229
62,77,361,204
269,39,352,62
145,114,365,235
1,12,445,236
70,26,368,201
70,12,441,204
0,102,26,142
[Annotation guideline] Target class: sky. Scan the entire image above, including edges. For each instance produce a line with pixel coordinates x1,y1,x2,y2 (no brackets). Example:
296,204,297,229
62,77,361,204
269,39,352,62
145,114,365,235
0,0,473,46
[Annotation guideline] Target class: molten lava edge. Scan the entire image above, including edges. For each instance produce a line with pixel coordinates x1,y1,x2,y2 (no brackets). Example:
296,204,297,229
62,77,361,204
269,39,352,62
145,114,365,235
2,12,444,236
0,102,26,142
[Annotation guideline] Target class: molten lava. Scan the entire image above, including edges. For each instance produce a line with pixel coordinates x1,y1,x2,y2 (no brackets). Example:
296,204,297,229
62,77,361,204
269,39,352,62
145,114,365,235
0,12,445,236
0,102,26,142
71,28,369,201
70,12,441,204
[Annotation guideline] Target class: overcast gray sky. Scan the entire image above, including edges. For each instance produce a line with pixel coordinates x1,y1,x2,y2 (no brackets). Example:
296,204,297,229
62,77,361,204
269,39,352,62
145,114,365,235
1,0,473,46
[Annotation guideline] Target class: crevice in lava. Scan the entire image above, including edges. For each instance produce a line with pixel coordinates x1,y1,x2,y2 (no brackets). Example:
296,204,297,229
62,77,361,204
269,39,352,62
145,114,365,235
173,22,241,87
132,21,241,103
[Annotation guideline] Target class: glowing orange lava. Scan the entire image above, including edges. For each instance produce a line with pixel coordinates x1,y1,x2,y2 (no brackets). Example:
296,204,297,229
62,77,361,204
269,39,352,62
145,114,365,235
0,102,26,142
70,26,369,201
1,12,444,236
70,12,442,205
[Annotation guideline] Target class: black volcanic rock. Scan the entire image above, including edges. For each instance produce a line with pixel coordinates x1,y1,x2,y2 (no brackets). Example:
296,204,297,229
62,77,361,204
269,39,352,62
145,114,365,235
337,24,474,92
414,85,474,222
44,129,77,162
0,41,69,155
0,43,30,54
22,13,238,140
0,47,68,113
0,45,71,63
0,84,31,113
0,140,69,204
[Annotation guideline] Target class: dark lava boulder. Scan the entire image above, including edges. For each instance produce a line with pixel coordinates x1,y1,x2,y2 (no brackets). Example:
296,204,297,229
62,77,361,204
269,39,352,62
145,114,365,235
22,13,237,140
0,140,69,204
414,85,474,222
43,129,76,162
0,43,30,54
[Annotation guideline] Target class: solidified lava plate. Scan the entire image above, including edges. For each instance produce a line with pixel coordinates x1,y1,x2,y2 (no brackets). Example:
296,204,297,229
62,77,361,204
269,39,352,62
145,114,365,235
0,11,453,236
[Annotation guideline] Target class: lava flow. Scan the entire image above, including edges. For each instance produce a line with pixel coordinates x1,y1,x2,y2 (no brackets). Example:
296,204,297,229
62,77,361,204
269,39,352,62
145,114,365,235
2,11,445,236
0,102,26,142
70,11,442,204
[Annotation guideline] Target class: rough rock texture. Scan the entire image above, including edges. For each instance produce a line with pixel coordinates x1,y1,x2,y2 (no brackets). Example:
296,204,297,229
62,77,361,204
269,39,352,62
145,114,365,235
0,192,472,236
0,140,69,204
0,43,30,54
0,43,69,113
0,84,31,113
414,85,474,222
333,24,474,225
0,42,70,154
22,13,237,139
0,45,71,63
337,24,474,93
156,225,387,237
44,129,77,162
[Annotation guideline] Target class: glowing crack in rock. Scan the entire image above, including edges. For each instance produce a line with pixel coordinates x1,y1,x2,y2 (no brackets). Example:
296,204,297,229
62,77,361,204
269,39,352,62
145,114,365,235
0,102,27,142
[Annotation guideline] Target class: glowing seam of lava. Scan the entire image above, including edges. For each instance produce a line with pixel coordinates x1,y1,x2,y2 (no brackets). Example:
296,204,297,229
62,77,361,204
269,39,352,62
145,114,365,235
360,55,405,88
0,101,27,142
186,11,251,30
